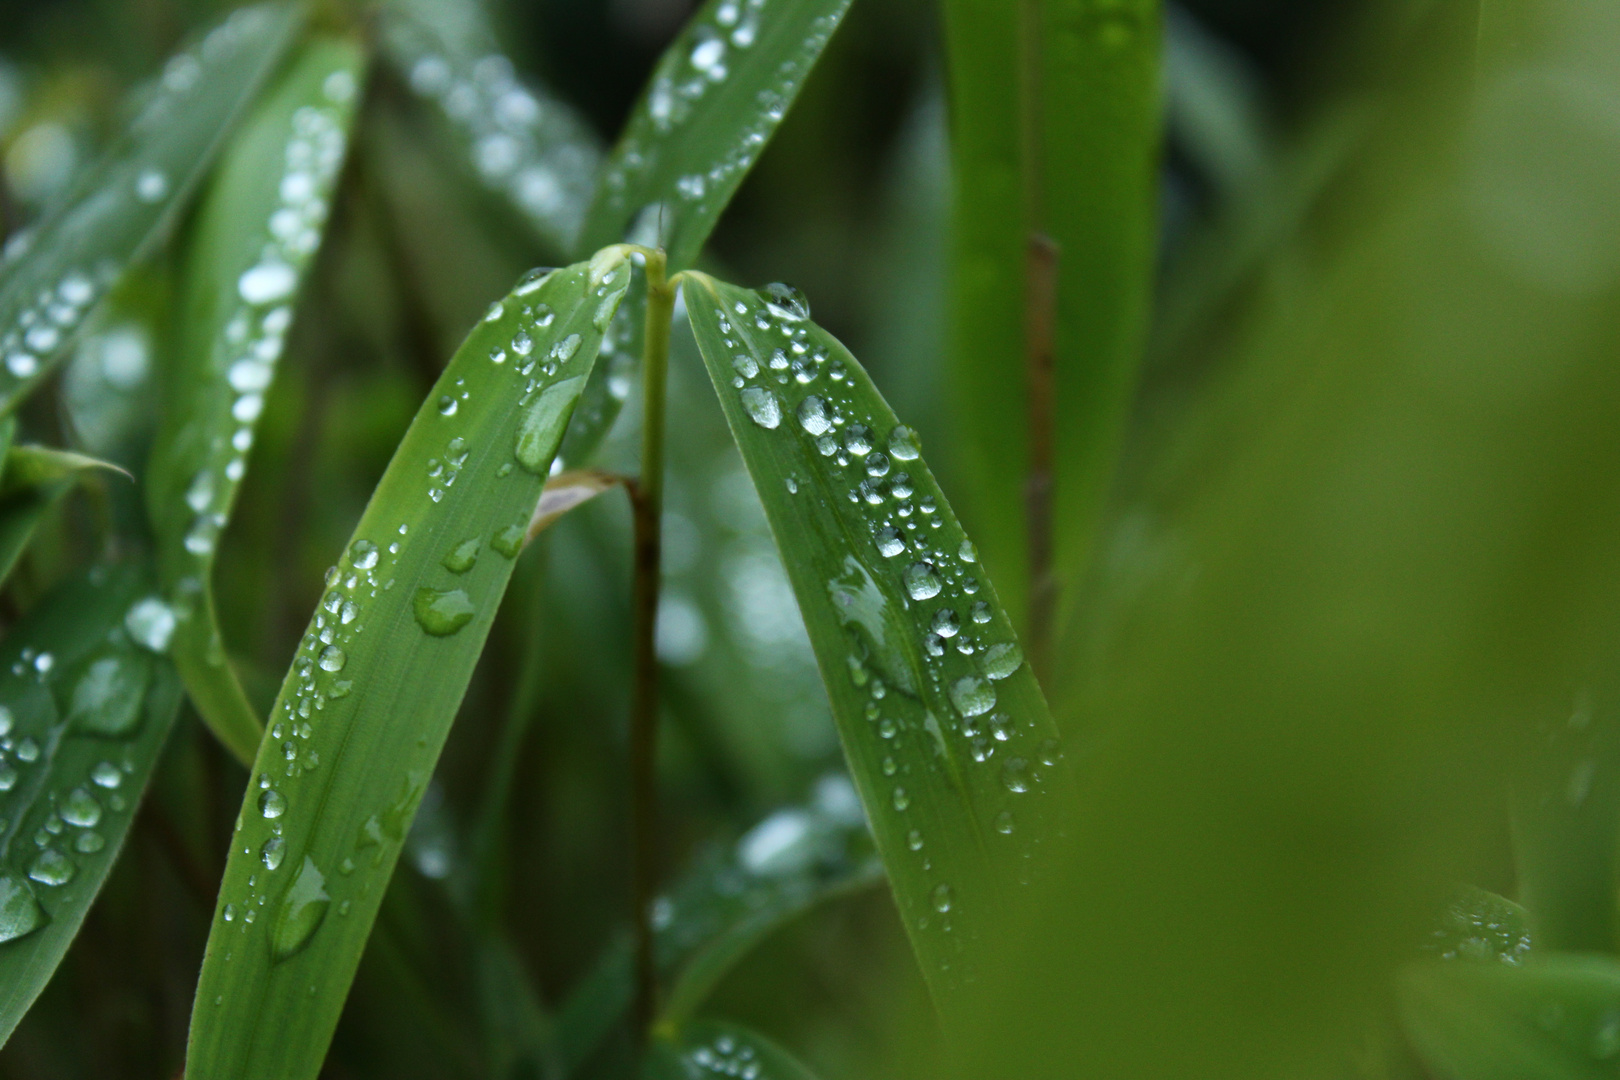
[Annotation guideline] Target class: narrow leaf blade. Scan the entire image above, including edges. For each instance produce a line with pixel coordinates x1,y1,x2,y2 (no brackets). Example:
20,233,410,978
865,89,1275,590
0,563,184,1045
681,272,1071,1014
0,2,301,414
146,37,366,767
185,250,634,1080
580,0,854,270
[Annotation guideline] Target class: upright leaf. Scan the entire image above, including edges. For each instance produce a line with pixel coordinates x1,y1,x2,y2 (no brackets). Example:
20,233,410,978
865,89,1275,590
0,563,184,1045
0,3,301,415
186,249,634,1080
580,0,854,271
645,1018,823,1080
681,272,1071,1015
146,38,366,767
381,0,603,255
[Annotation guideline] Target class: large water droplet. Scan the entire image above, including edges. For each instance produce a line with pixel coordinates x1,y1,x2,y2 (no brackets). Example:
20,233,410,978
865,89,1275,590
844,425,873,456
930,609,960,639
124,597,176,653
443,538,481,574
950,675,996,717
318,646,346,673
238,262,296,305
888,425,921,461
259,788,286,818
491,524,525,559
261,835,286,870
272,856,330,962
68,652,150,736
348,540,379,570
760,282,810,321
875,527,906,558
796,394,831,436
551,333,582,362
514,376,584,473
739,387,782,429
91,761,122,789
414,587,476,636
28,849,73,887
903,562,942,601
0,873,46,942
61,787,101,828
982,642,1023,681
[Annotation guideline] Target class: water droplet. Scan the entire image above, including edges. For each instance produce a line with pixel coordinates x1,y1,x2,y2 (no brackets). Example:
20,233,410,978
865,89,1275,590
484,301,505,323
28,849,73,887
875,527,905,558
67,653,149,736
491,524,525,558
950,675,996,717
318,646,346,673
443,538,481,573
238,262,297,305
971,601,992,625
739,387,782,428
515,376,585,473
760,282,810,321
272,856,330,962
881,755,898,776
982,642,1023,680
135,168,168,202
261,836,286,870
888,426,921,460
0,873,45,942
74,831,104,854
931,883,953,913
552,333,582,362
515,268,550,296
437,395,458,416
907,829,923,851
61,787,101,828
892,786,910,812
259,788,287,818
125,597,176,652
844,424,873,456
15,738,38,762
994,810,1015,835
414,587,476,636
91,761,121,788
1002,757,1030,794
796,394,831,436
930,608,960,639
0,764,20,792
878,717,898,739
866,452,891,478
903,562,942,601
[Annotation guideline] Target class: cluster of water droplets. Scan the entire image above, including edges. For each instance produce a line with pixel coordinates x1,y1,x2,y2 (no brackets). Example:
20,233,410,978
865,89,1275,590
710,282,1062,960
684,1031,768,1079
173,69,355,584
598,1,843,247
393,22,599,249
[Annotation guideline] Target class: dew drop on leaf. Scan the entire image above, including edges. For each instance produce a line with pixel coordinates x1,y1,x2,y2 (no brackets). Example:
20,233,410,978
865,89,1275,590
982,642,1023,681
797,394,830,435
60,787,101,828
491,524,525,559
514,377,584,473
888,425,921,461
28,849,73,887
759,282,809,321
903,562,942,600
950,675,996,718
739,387,782,429
1002,757,1031,794
348,539,380,569
442,538,481,574
271,856,330,962
259,789,286,818
318,646,346,673
261,836,285,870
931,883,953,913
414,587,476,636
0,873,46,942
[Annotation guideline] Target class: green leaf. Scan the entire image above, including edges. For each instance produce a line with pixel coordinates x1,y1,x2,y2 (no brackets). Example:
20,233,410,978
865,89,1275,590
381,0,603,255
0,442,128,589
554,774,881,1072
556,271,645,469
680,272,1072,1015
579,0,854,270
0,2,302,416
644,1018,822,1080
940,0,1162,638
1398,955,1620,1080
145,37,366,768
0,562,184,1046
185,248,634,1080
1424,887,1535,965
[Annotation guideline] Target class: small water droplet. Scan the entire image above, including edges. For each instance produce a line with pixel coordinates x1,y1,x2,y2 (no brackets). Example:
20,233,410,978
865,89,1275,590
971,601,992,624
950,675,996,717
907,829,923,851
892,786,910,812
437,395,458,416
60,787,101,828
888,425,921,460
261,835,286,870
982,642,1023,681
125,597,176,652
74,830,104,854
930,608,960,639
875,527,906,558
514,376,585,473
484,301,505,323
844,424,873,456
318,646,346,673
491,524,525,558
1002,757,1030,794
443,538,481,574
881,755,898,776
514,268,549,296
28,849,73,887
760,282,810,321
552,333,582,362
740,387,782,428
931,883,953,913
903,562,942,600
994,810,1015,835
866,452,891,478
414,587,476,636
348,540,379,570
0,873,45,942
259,789,287,818
91,761,121,788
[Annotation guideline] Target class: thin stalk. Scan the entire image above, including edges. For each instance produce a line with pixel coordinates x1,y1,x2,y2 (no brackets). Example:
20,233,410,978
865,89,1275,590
630,249,674,1046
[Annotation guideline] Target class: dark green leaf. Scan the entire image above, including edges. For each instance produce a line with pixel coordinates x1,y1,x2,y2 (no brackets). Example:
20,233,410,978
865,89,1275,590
644,1018,822,1080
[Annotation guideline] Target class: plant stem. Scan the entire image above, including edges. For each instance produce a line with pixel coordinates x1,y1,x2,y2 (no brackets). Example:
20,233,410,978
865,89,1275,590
630,249,674,1045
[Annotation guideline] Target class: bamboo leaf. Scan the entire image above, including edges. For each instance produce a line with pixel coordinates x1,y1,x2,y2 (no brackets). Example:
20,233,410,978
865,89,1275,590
554,774,881,1072
381,0,603,255
185,249,634,1080
556,272,645,469
0,3,302,416
0,562,184,1046
680,272,1071,1016
579,0,854,270
645,1018,823,1080
1398,955,1620,1080
145,37,366,768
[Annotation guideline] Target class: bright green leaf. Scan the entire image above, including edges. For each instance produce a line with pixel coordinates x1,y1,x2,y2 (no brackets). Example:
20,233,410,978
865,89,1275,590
680,271,1072,1016
0,562,184,1046
145,36,366,768
645,1018,822,1080
579,0,854,270
185,249,634,1080
0,2,302,416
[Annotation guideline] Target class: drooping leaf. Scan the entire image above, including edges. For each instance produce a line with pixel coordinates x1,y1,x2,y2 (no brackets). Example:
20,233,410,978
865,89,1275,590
185,249,634,1080
145,37,366,768
0,2,302,416
680,272,1072,1016
1398,955,1620,1080
554,773,881,1072
380,0,603,255
644,1018,823,1080
0,562,184,1046
579,0,854,271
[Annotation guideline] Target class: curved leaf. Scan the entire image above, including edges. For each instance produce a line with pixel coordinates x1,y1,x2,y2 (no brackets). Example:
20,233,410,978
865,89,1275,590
680,272,1072,1015
579,0,854,270
0,562,184,1046
0,2,301,416
185,248,634,1080
0,443,128,589
645,1018,822,1080
145,37,366,767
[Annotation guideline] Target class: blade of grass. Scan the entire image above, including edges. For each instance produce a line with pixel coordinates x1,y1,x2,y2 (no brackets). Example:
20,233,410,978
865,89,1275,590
0,561,184,1046
557,272,645,469
0,2,301,416
554,776,881,1074
644,1018,822,1080
185,248,634,1080
578,0,854,271
0,444,129,588
145,37,366,768
380,0,603,255
680,272,1072,1017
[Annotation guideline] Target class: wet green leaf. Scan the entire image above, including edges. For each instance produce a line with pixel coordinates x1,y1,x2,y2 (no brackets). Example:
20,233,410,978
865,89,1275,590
0,2,301,416
580,0,854,270
0,562,184,1046
644,1018,822,1080
185,249,633,1080
1425,887,1535,965
1399,954,1620,1080
145,37,366,768
680,271,1072,1016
